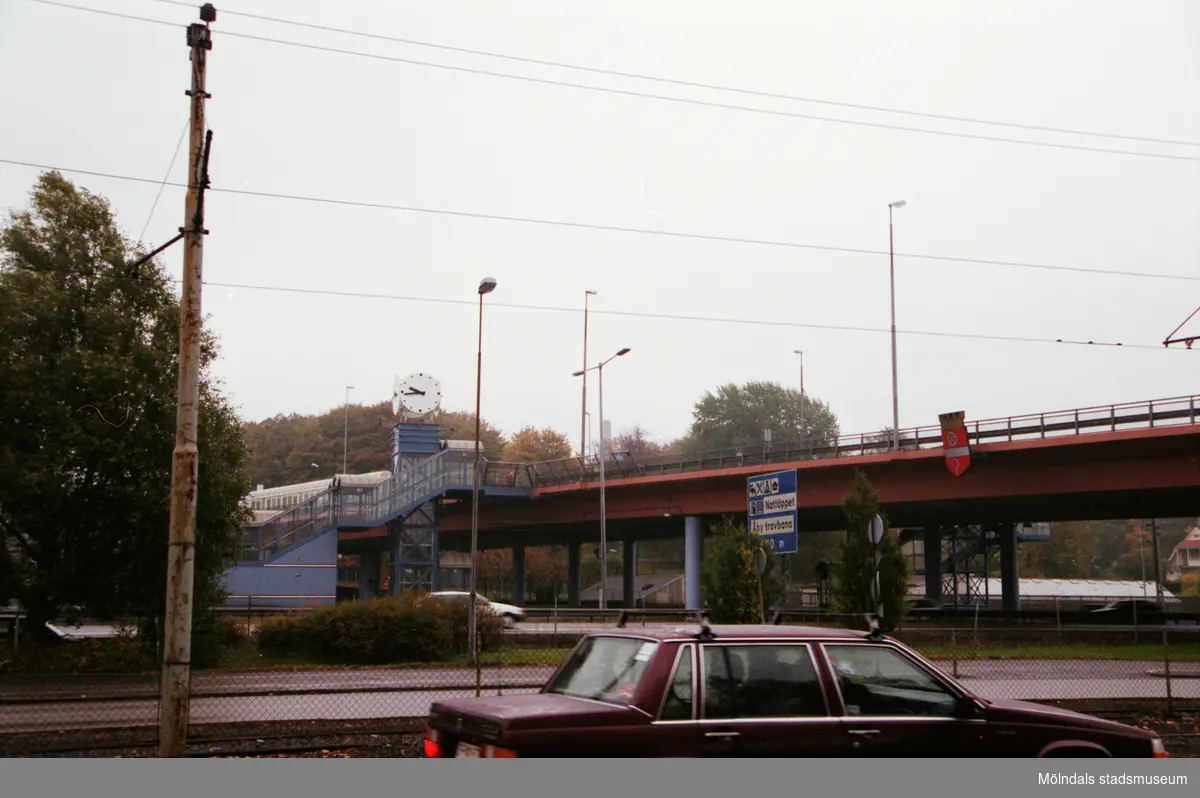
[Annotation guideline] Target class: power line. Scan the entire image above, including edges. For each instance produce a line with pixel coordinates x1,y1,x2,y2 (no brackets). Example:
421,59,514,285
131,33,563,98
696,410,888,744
3,156,1198,284
25,0,1200,163
137,119,188,242
146,0,1200,149
199,278,1176,352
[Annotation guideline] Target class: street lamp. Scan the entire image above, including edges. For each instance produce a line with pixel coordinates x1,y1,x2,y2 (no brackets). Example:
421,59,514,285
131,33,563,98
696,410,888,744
888,199,907,450
792,350,804,449
573,346,631,610
581,290,597,457
468,276,496,681
342,385,354,474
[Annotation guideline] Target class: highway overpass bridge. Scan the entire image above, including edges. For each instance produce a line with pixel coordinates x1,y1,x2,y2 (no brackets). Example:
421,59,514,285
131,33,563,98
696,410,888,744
227,394,1200,613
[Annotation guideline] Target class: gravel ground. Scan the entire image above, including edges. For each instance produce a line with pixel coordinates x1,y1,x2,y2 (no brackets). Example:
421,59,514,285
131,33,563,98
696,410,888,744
10,713,1198,758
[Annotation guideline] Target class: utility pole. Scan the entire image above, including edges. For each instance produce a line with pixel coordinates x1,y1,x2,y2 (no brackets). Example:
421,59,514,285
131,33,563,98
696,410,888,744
160,3,216,759
1150,518,1164,604
581,290,596,456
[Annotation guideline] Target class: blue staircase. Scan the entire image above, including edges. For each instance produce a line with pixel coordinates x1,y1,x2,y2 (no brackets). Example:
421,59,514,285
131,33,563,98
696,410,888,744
222,451,532,607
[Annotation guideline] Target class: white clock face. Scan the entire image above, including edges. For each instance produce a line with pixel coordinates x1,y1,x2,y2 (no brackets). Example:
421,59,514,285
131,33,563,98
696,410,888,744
396,372,442,417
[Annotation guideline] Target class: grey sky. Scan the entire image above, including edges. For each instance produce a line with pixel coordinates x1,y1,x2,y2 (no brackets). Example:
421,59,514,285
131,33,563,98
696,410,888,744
2,0,1197,452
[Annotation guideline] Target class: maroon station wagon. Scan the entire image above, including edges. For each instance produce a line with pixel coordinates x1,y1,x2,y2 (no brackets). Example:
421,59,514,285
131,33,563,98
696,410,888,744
424,618,1169,758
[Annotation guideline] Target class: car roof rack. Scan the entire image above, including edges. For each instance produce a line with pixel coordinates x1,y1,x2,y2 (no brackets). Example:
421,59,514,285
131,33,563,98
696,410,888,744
863,614,885,642
692,611,716,642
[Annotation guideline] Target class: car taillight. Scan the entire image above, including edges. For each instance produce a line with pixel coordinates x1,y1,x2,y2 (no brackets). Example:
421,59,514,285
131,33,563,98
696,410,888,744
1151,738,1169,758
483,744,518,758
424,727,443,758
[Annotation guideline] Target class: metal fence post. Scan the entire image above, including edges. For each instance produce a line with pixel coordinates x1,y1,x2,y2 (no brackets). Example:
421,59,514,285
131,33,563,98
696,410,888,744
951,628,959,679
1163,631,1174,717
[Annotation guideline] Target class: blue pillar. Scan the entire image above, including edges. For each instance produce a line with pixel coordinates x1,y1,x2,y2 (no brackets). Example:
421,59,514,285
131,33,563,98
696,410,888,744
923,527,942,602
1000,524,1019,612
622,540,637,608
357,551,380,599
512,545,526,606
567,541,582,607
685,516,702,610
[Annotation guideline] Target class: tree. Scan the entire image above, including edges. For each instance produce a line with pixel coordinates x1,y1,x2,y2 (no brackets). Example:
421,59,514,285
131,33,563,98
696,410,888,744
241,403,508,488
502,426,573,462
609,426,667,458
830,471,910,632
431,410,506,461
0,172,250,635
700,516,784,623
682,380,839,453
1019,522,1096,579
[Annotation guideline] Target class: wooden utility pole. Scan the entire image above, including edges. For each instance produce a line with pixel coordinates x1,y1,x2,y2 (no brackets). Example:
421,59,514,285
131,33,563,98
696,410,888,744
160,3,216,758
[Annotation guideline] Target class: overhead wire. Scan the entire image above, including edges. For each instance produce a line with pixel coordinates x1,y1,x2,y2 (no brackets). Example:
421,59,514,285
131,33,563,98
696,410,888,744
195,279,1176,352
2,158,1197,285
23,0,1200,163
145,0,1200,148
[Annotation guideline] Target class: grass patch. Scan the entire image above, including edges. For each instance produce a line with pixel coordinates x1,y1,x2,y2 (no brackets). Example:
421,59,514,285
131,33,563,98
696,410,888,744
209,643,572,672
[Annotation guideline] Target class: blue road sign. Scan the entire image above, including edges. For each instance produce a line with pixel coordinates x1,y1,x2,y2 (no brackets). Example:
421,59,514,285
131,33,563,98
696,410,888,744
747,469,798,555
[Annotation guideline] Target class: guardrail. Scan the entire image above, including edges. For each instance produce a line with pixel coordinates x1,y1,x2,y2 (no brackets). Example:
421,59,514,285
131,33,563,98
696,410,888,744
518,393,1200,488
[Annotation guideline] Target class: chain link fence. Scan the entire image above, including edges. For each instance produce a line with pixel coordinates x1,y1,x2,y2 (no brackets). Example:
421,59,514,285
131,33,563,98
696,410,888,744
3,607,1199,755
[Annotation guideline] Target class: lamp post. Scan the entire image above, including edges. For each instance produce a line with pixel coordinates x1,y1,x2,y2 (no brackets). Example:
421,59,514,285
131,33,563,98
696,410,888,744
888,199,906,450
792,349,804,449
468,277,496,683
573,347,631,610
581,290,597,457
342,385,354,474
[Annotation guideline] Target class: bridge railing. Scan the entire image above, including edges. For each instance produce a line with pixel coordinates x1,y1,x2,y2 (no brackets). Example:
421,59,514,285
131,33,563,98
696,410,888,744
520,394,1200,488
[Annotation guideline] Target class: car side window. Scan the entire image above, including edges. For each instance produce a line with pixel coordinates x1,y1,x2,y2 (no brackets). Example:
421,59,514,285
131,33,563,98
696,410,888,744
823,645,958,718
659,645,694,721
702,644,826,719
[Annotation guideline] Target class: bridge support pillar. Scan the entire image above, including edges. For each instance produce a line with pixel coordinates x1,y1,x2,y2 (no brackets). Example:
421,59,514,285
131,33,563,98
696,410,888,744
512,544,526,606
567,541,582,607
685,516,702,611
923,527,942,602
1000,523,1020,612
358,550,380,599
622,540,637,608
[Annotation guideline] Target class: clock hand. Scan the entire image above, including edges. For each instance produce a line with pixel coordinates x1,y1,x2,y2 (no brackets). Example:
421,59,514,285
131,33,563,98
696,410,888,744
404,388,426,396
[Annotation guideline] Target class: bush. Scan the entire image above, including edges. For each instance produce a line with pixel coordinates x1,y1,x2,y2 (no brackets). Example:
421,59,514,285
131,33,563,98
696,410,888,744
255,594,505,665
2,625,155,674
191,612,251,668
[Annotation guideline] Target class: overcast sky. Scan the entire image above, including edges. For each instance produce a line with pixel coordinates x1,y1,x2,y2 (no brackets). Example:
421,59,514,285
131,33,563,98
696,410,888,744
2,0,1198,452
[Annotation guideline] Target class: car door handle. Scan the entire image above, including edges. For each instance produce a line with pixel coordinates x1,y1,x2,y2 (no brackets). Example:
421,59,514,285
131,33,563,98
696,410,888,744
705,731,741,739
847,729,881,736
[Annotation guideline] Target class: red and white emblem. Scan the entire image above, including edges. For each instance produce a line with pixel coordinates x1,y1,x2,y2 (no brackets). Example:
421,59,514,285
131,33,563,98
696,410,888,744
938,411,971,477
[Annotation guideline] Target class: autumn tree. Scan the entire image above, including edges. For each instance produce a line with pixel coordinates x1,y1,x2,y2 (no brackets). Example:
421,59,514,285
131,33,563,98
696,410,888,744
609,426,667,458
1018,522,1096,579
830,471,910,632
242,404,507,488
502,426,573,462
681,380,839,453
0,172,250,635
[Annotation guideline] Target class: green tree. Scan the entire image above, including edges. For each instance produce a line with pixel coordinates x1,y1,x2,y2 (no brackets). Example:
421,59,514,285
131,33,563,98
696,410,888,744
700,516,784,623
681,380,839,453
0,171,250,636
1019,521,1096,579
830,471,910,632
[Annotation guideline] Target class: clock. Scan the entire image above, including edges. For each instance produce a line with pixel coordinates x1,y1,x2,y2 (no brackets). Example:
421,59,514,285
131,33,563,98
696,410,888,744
392,372,442,419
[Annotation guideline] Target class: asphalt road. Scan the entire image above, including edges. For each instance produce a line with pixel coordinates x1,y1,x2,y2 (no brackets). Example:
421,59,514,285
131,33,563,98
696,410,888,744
3,659,1198,734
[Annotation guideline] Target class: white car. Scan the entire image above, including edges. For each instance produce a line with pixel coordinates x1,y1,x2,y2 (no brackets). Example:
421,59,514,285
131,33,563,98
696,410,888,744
426,590,525,627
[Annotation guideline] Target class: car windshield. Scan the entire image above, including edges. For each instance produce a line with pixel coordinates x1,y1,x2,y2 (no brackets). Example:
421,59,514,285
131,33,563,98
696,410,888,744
545,636,659,705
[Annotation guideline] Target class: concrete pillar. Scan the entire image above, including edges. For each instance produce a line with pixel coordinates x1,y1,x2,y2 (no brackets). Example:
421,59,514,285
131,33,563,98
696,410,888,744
622,540,637,608
1000,523,1020,612
685,516,703,610
512,545,526,606
567,540,582,607
923,527,943,602
357,551,380,599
